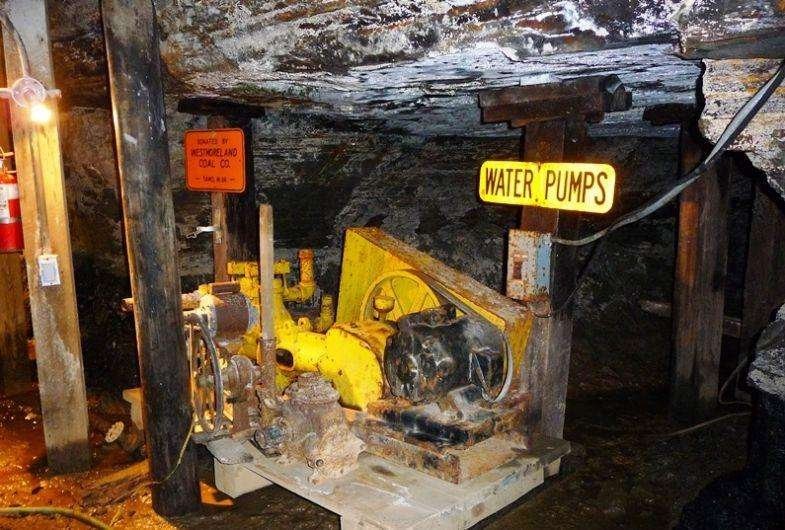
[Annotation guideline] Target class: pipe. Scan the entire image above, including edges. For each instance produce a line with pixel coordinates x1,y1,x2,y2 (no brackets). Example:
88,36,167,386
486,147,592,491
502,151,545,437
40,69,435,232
315,294,335,332
282,248,317,303
258,205,277,424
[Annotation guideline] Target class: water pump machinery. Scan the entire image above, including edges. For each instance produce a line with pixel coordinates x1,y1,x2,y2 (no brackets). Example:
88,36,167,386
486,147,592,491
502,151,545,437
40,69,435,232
126,227,538,485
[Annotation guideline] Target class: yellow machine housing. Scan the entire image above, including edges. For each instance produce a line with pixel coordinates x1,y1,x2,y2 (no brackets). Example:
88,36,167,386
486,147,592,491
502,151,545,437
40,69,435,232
336,228,534,391
211,228,534,411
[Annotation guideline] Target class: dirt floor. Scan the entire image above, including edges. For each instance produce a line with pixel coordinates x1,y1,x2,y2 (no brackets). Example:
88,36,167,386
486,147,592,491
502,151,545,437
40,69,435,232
0,366,750,529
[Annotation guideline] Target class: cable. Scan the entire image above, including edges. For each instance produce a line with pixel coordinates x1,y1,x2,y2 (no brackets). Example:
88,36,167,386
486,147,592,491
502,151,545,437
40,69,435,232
662,411,750,438
553,58,785,247
0,507,110,530
718,356,752,407
158,415,196,484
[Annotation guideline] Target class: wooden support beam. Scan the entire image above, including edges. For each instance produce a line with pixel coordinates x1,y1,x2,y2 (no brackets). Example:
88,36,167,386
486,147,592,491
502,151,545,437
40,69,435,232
479,78,631,439
102,0,200,516
206,114,257,270
520,119,579,439
225,117,258,263
211,192,228,281
0,253,30,395
206,116,228,282
0,41,31,397
670,127,730,421
479,75,632,127
3,0,90,472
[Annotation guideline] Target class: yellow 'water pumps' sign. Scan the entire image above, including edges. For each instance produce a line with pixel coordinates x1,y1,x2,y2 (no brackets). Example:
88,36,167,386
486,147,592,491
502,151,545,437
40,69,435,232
479,161,615,214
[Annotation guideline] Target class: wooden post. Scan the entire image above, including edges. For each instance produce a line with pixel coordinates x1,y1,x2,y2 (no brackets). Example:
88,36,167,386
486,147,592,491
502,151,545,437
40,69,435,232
478,76,631,440
0,253,30,395
670,127,730,421
211,192,228,281
521,119,579,439
258,204,276,426
205,114,257,275
3,0,90,472
225,118,258,262
739,180,785,372
0,39,31,396
102,0,200,515
206,116,228,281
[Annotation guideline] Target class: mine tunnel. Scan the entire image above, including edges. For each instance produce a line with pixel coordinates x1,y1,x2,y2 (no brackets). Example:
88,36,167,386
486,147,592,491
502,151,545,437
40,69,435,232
0,1,783,528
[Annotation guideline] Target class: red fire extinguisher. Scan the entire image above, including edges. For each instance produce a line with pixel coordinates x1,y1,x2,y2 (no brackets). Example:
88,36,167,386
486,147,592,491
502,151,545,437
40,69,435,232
0,159,23,253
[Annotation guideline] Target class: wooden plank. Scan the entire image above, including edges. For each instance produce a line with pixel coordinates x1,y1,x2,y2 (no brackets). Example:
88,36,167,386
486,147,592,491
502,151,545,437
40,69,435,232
205,114,257,268
225,117,258,262
480,75,631,126
3,0,90,472
639,299,742,338
670,127,730,421
0,253,30,395
361,430,530,484
0,40,31,397
520,119,578,440
211,192,228,281
102,0,200,515
215,437,568,529
739,181,785,364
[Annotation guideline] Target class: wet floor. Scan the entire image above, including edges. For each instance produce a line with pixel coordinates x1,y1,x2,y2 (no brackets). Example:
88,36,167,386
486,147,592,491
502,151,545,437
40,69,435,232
0,382,748,529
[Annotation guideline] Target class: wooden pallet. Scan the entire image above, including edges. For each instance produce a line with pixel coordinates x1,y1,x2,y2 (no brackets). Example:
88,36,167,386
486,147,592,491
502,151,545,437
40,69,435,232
212,436,569,529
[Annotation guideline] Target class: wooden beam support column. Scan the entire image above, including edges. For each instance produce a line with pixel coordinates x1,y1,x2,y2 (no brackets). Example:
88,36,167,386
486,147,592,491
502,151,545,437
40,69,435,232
205,114,257,274
211,192,228,281
102,0,200,515
478,75,631,440
3,0,90,471
0,253,30,395
670,127,730,421
0,41,30,396
521,119,579,439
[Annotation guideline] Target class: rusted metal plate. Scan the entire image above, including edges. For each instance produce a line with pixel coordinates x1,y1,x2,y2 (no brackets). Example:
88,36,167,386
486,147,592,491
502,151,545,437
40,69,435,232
365,392,529,448
360,428,531,484
506,230,552,303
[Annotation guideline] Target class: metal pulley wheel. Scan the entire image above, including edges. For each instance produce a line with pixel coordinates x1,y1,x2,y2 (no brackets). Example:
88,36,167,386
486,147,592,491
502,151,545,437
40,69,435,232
359,269,445,322
188,320,230,436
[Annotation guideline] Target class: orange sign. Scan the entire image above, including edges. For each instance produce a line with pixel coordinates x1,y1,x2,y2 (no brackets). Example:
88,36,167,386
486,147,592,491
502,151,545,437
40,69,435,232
184,128,246,193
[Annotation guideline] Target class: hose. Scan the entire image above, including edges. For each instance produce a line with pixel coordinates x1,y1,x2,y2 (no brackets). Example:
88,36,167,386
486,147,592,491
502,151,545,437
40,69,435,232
0,507,110,530
553,58,785,247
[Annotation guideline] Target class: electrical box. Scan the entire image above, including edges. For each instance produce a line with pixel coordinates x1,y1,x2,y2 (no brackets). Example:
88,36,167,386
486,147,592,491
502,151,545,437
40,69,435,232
37,254,61,287
506,230,551,302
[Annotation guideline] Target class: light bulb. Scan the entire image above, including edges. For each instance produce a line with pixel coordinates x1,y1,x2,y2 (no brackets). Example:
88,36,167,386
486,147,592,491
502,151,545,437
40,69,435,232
30,103,52,124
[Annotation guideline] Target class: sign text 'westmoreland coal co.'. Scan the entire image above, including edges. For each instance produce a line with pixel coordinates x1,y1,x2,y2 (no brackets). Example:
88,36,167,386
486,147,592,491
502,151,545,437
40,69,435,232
478,161,616,214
